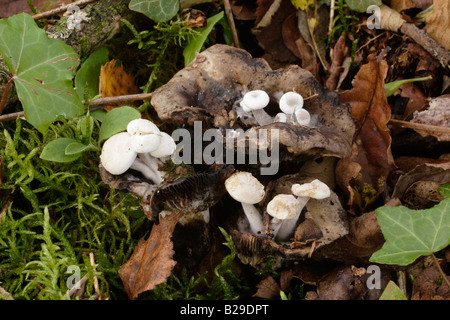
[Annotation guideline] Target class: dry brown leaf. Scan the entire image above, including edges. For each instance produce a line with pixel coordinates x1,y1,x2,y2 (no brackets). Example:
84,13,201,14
326,34,348,90
391,0,417,12
253,276,280,299
399,82,428,119
118,211,181,300
410,95,450,141
253,0,299,63
425,0,450,50
412,265,450,300
338,54,396,212
99,59,139,111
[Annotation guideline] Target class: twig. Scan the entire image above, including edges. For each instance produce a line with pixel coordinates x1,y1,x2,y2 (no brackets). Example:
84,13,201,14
0,286,14,300
31,0,97,20
223,0,240,48
87,92,153,106
89,252,100,299
328,0,335,36
0,92,153,123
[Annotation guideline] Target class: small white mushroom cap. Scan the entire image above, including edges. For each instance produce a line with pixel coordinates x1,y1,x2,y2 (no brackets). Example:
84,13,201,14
267,194,302,220
100,132,137,175
279,92,304,115
291,179,331,199
225,171,265,234
294,108,311,126
150,132,176,158
274,112,288,123
127,118,162,153
241,90,270,110
225,171,265,204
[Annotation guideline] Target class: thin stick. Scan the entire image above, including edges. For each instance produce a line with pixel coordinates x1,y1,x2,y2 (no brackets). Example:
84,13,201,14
87,92,153,106
223,0,240,47
0,92,153,123
32,0,97,20
328,0,335,36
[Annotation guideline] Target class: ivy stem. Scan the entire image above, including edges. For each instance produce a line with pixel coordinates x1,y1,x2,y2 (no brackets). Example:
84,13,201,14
0,76,14,116
431,252,450,289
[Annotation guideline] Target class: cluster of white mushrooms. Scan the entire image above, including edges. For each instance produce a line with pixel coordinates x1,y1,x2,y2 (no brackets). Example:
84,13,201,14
100,118,176,185
238,90,310,127
225,171,330,242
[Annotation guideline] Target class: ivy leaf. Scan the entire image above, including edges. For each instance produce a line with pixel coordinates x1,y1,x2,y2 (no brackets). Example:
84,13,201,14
370,197,450,266
438,183,450,198
345,0,382,13
379,281,408,300
0,13,84,132
183,11,224,66
129,0,179,22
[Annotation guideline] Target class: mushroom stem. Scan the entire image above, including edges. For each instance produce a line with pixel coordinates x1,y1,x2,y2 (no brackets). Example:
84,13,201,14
241,202,265,234
201,208,210,223
252,109,273,126
274,196,309,242
130,158,163,185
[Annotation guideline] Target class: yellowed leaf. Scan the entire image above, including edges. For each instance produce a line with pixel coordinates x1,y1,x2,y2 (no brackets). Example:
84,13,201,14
98,59,139,110
290,0,314,11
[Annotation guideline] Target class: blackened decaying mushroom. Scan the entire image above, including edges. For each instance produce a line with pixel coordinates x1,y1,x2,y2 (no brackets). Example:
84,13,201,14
150,44,355,160
99,163,235,221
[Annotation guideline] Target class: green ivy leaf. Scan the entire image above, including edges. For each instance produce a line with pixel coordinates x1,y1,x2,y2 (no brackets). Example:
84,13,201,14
0,13,84,132
40,138,83,162
370,198,450,266
75,47,109,101
129,0,179,22
379,281,407,300
438,183,450,199
98,106,141,141
183,11,224,66
345,0,382,13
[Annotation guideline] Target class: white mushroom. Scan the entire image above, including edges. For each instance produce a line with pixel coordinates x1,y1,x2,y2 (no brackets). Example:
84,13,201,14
137,132,177,185
127,118,162,153
279,92,304,115
150,131,177,159
100,132,137,175
278,92,305,124
274,112,288,123
275,179,330,242
266,194,302,240
240,90,273,126
294,108,311,126
225,171,265,234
